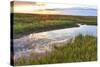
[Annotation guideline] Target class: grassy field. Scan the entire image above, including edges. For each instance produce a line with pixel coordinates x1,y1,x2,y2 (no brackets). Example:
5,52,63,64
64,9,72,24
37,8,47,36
14,35,97,66
11,13,97,38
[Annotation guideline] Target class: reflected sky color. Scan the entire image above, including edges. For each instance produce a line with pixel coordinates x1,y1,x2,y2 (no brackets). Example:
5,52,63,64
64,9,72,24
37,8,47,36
14,25,97,56
13,1,97,16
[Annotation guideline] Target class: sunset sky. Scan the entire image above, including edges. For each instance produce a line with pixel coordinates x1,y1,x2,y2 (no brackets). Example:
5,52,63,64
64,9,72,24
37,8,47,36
12,1,97,16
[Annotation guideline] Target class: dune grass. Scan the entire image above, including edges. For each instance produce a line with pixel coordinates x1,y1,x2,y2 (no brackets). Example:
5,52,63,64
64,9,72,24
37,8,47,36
11,13,97,38
14,35,97,66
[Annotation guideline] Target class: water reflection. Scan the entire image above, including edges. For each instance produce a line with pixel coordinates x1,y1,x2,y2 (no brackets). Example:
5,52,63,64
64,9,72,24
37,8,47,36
13,24,97,58
47,24,97,40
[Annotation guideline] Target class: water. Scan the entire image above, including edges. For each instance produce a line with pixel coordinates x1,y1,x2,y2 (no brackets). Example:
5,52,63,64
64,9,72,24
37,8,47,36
13,24,97,59
47,24,97,40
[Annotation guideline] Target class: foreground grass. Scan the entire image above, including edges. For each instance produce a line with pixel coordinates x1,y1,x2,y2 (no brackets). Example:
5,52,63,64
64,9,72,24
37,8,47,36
11,13,97,38
14,35,97,66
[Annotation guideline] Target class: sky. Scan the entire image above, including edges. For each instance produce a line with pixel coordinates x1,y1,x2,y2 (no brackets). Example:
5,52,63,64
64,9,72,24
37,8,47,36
12,0,97,16
11,0,97,6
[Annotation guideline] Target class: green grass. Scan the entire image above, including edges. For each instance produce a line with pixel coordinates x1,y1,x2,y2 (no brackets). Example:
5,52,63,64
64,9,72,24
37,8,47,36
14,35,97,66
12,13,97,38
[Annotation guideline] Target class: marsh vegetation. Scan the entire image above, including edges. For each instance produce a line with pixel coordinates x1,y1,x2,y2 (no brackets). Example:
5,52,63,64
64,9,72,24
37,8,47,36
14,35,97,66
12,13,97,38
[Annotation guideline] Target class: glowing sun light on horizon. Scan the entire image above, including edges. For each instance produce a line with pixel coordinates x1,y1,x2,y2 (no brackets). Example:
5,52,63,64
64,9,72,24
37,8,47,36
33,10,60,14
12,1,96,15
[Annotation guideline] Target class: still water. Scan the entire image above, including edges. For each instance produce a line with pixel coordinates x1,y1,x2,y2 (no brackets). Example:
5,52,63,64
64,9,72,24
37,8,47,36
13,24,97,58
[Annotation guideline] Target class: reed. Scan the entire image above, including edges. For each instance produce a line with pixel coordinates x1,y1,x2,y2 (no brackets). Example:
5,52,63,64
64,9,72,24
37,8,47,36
14,35,97,66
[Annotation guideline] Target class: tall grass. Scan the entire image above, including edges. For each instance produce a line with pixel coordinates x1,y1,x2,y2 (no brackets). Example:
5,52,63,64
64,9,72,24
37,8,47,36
12,13,97,38
14,35,97,66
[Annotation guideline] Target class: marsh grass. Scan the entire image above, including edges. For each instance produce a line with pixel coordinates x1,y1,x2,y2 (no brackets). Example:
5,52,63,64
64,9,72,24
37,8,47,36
14,35,97,66
12,13,97,38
